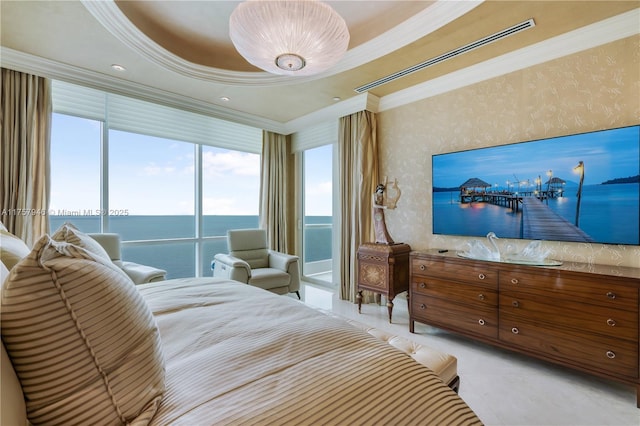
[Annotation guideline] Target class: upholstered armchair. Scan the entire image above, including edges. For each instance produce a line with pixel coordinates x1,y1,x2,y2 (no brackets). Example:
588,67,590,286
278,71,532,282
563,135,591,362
88,233,167,284
213,229,301,298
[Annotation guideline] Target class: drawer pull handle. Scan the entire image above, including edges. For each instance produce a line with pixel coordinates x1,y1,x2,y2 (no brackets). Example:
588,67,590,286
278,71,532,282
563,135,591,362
511,327,519,334
512,300,519,308
478,294,485,301
419,303,426,310
419,282,426,289
606,318,616,327
478,319,485,326
606,291,616,300
511,278,519,285
478,273,486,280
606,350,616,359
420,265,426,271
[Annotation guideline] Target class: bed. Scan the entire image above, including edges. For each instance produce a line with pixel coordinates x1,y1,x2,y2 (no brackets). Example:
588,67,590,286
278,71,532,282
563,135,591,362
139,277,480,425
1,228,481,425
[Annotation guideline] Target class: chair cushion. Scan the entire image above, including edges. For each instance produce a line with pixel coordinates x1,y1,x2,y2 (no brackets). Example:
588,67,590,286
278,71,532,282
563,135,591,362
228,229,269,268
231,248,269,269
0,228,30,270
248,267,291,290
1,235,165,425
88,233,123,263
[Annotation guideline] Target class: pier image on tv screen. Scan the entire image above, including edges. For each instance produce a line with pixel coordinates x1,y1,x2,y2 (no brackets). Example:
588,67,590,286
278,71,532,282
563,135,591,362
432,125,640,245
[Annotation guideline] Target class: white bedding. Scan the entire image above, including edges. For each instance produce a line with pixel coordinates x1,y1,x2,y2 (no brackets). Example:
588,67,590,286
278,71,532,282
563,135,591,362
138,278,481,425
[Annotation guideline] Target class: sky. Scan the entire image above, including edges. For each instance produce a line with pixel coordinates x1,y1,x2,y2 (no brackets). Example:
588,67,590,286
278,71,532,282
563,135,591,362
433,126,640,189
49,114,333,216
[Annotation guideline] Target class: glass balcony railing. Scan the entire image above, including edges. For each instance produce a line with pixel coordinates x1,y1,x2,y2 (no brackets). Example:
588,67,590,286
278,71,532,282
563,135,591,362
303,219,332,283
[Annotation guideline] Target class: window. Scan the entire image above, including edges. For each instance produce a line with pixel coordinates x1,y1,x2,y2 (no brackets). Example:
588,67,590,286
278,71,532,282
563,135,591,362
108,130,195,239
49,113,102,233
292,120,338,287
49,80,262,279
201,145,260,276
302,144,333,284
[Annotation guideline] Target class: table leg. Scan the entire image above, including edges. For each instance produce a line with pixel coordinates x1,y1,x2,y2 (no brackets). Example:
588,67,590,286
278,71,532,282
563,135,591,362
386,297,394,323
356,290,363,314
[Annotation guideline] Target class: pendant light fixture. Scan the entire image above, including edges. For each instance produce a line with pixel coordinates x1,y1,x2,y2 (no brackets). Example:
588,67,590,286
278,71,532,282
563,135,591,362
229,0,350,76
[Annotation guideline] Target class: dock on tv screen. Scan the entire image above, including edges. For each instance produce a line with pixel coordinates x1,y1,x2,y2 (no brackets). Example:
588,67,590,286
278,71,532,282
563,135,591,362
432,125,640,245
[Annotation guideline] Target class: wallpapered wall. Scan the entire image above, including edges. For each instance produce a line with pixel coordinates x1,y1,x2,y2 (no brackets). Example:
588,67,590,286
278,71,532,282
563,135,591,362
377,35,640,268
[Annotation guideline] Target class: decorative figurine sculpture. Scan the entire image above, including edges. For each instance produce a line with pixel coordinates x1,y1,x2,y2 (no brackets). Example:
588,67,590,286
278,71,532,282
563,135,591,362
503,240,552,263
461,231,501,261
373,178,401,245
459,232,560,265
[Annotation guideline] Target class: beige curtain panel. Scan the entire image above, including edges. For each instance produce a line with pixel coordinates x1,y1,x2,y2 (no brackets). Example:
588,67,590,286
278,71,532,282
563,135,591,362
1,68,52,247
259,130,290,253
338,110,378,302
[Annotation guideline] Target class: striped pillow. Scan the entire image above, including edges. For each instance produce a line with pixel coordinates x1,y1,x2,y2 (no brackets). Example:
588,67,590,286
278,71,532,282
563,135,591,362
51,222,112,262
1,235,165,425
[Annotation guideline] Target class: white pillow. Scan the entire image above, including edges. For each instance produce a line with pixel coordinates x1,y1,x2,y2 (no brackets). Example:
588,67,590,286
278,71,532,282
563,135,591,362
0,228,30,270
0,261,8,289
1,235,165,425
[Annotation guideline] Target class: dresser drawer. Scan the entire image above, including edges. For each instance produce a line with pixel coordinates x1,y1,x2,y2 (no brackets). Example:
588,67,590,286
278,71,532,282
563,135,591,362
499,272,638,311
500,292,638,341
412,293,498,339
411,257,498,287
412,278,497,307
499,313,638,379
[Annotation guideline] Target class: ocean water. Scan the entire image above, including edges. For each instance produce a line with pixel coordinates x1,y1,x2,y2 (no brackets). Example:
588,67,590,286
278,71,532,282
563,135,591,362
49,215,332,279
433,183,639,245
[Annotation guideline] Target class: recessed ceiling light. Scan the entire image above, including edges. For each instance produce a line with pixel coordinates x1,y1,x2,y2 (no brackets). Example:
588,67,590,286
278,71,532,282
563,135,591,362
111,64,126,72
332,96,341,101
220,96,230,102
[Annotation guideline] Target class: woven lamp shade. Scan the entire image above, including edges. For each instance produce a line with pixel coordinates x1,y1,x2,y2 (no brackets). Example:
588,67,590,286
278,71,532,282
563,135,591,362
229,0,350,76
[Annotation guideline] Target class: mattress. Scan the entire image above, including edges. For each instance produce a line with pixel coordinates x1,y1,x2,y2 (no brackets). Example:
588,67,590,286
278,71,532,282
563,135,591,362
138,277,482,425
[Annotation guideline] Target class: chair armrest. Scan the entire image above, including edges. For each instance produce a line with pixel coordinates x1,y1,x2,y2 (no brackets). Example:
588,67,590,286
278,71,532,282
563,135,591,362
121,261,167,285
268,251,298,271
268,252,301,292
213,253,251,283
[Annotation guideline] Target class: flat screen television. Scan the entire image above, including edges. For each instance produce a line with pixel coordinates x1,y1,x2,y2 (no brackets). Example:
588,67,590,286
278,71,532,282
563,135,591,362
432,125,640,245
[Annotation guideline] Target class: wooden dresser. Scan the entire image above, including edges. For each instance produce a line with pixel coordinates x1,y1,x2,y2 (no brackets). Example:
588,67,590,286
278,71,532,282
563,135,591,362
357,243,411,323
409,250,640,407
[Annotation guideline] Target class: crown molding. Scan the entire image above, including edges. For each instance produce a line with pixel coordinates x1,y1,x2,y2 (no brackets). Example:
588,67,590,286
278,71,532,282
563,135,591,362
80,0,483,86
378,8,640,112
0,47,288,134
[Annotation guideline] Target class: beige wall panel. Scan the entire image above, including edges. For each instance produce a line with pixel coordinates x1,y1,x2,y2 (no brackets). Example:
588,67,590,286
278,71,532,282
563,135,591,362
378,35,640,267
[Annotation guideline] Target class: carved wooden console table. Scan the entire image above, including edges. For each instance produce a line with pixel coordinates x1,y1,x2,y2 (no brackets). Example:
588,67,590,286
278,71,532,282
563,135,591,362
409,249,640,407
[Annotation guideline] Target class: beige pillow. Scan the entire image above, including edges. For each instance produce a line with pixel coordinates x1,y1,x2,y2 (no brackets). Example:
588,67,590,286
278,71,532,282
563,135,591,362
0,229,30,269
51,222,112,262
1,339,27,426
1,235,165,425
